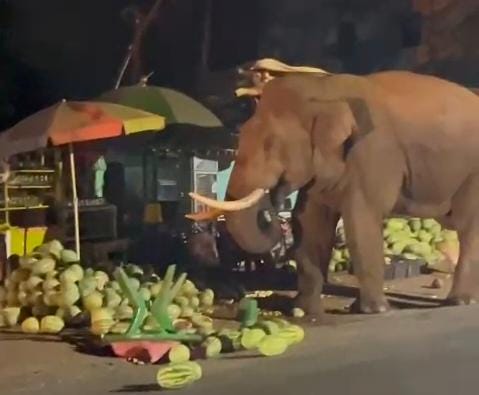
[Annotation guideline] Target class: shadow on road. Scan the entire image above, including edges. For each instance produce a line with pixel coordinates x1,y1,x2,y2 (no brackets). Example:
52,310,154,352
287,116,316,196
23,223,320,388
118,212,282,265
110,384,159,393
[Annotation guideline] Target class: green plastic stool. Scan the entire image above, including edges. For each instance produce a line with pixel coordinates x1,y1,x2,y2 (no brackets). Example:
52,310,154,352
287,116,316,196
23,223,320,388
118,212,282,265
103,265,202,343
103,264,260,344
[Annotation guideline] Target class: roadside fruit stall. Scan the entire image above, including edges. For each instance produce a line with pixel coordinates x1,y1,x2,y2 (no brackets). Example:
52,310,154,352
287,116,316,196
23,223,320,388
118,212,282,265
0,150,60,281
0,93,307,391
0,238,306,390
0,100,166,274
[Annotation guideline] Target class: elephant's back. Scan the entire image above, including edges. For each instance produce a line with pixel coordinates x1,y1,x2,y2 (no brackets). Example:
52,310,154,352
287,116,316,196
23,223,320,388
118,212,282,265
366,71,479,139
263,71,479,140
366,71,479,117
366,70,479,103
365,71,479,175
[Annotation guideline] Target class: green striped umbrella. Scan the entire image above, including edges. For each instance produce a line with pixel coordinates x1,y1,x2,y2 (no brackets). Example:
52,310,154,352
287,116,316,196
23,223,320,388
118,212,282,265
98,85,223,128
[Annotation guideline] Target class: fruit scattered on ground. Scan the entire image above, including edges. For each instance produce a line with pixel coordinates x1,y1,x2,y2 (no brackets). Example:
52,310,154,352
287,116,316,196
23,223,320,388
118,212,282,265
240,327,267,350
258,335,288,357
256,320,280,335
292,307,305,318
202,336,222,358
156,361,202,390
168,344,191,363
277,324,305,346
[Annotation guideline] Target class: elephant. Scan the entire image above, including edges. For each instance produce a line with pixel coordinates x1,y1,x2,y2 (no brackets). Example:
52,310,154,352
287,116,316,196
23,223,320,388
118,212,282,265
189,70,479,320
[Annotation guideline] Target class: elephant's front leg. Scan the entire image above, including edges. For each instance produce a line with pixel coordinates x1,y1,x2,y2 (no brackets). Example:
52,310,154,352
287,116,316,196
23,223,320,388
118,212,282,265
292,195,339,319
342,190,389,314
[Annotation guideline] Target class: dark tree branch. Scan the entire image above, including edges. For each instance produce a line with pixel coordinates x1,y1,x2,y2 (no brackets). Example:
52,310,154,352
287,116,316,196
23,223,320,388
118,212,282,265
115,0,165,88
197,0,212,79
114,45,133,89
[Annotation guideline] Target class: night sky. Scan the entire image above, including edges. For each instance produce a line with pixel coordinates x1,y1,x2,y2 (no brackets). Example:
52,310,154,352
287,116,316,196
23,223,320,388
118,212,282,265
0,0,261,129
3,0,476,132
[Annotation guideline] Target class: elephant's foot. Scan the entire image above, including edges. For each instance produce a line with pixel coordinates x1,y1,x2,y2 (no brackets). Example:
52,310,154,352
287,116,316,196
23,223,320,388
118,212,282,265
445,278,478,306
444,293,477,306
293,294,324,324
351,294,390,314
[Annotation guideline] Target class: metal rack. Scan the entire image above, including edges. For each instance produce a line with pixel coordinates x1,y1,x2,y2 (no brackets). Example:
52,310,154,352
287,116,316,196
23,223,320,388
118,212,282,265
1,168,54,225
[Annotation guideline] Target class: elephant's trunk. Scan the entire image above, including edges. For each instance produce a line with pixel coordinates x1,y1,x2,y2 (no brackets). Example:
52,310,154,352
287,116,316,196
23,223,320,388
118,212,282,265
187,173,289,254
224,192,282,254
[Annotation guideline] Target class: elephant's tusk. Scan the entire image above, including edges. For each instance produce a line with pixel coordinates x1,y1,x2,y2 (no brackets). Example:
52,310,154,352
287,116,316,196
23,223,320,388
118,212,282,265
188,188,266,211
185,208,224,221
235,87,262,97
249,58,331,75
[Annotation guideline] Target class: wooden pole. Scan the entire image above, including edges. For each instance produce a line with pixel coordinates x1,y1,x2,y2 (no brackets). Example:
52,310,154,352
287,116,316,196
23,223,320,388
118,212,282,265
68,143,80,259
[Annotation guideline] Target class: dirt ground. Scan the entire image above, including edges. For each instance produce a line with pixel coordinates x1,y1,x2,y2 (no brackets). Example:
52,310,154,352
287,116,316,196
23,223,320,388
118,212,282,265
0,270,460,395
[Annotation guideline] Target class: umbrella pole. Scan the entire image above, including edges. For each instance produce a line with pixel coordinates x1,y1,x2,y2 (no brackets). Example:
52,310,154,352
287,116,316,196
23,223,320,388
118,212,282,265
68,143,81,259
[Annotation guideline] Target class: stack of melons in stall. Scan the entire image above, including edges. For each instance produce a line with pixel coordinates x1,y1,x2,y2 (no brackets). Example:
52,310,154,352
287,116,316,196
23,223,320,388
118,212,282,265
329,217,460,273
0,240,218,334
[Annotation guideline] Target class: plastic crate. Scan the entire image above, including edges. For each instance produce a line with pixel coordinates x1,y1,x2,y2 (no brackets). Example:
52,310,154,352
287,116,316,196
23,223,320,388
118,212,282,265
348,257,425,280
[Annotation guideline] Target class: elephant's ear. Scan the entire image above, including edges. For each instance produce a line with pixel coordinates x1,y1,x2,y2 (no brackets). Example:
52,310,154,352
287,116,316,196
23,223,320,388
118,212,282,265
309,98,373,157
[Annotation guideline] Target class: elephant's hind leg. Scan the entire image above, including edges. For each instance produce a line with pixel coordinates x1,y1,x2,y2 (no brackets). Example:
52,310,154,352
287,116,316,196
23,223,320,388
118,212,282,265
292,192,339,319
445,175,479,305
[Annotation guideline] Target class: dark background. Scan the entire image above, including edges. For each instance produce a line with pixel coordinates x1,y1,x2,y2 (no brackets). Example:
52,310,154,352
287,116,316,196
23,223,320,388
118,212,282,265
1,0,479,130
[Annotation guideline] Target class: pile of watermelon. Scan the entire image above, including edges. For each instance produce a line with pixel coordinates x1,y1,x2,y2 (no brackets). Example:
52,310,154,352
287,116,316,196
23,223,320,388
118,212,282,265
0,239,306,391
329,217,459,272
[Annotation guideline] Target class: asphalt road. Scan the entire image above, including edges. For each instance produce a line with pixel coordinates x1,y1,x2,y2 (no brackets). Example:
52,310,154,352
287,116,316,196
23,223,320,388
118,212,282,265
2,304,479,395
